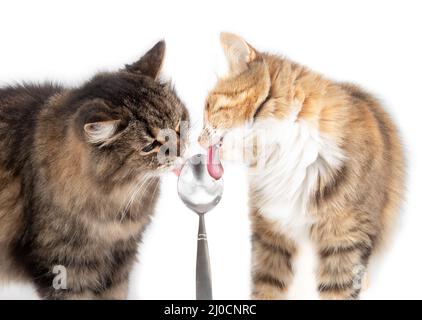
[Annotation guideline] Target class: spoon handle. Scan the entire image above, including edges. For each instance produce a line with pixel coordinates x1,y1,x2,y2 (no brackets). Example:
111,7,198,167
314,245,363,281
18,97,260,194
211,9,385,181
196,214,212,300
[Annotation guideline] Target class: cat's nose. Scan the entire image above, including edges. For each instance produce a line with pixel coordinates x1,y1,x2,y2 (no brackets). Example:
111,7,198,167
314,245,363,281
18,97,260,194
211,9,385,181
198,127,223,149
198,131,210,149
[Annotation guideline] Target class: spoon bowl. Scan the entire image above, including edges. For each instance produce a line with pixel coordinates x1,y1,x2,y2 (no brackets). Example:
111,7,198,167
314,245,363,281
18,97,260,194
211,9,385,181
177,153,224,300
177,154,224,214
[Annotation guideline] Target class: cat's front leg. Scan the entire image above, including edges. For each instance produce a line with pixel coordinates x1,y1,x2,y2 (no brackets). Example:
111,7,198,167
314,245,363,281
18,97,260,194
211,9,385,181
33,254,131,300
250,211,296,300
39,274,129,300
317,246,369,300
95,277,129,300
314,217,374,300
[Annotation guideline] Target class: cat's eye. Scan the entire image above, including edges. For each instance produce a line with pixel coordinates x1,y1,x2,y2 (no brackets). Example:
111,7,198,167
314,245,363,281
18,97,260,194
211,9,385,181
142,140,161,153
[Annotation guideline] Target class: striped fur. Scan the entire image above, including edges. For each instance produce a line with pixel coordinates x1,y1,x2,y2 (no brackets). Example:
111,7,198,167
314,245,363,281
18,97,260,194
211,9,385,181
0,41,189,299
200,33,405,299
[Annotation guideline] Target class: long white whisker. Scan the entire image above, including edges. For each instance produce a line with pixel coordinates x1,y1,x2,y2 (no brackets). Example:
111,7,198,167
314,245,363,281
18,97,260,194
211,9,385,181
120,180,148,220
117,175,148,220
120,175,155,222
149,178,160,202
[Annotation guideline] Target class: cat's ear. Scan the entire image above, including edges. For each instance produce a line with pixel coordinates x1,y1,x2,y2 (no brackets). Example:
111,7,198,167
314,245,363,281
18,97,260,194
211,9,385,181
84,120,120,144
220,32,259,73
125,40,165,79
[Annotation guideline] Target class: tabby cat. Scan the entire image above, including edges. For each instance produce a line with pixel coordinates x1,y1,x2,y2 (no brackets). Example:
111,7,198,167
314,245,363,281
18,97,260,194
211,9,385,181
0,41,189,299
199,33,405,299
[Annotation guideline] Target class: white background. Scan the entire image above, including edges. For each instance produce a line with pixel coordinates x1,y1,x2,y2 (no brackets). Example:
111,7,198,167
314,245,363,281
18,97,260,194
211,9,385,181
0,0,421,299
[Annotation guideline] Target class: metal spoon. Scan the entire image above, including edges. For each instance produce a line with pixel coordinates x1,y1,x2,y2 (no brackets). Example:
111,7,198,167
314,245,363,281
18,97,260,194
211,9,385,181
177,154,224,300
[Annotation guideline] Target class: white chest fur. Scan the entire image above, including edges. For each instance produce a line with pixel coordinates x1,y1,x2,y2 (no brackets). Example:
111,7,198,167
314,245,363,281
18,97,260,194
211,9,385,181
248,117,344,299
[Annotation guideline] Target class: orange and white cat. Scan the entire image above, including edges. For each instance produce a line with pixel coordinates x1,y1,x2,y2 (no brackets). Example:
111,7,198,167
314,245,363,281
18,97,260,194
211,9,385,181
199,33,405,299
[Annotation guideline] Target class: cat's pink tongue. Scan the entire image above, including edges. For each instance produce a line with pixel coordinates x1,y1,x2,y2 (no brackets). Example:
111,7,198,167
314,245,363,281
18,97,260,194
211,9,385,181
207,144,224,180
172,166,182,176
172,160,184,176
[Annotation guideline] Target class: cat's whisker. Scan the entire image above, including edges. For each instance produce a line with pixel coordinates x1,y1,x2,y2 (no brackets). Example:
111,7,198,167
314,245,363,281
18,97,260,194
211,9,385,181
121,178,149,212
149,177,160,202
120,175,155,222
117,175,148,220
